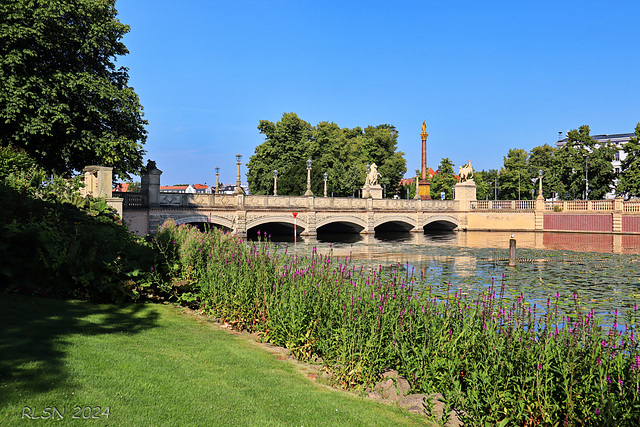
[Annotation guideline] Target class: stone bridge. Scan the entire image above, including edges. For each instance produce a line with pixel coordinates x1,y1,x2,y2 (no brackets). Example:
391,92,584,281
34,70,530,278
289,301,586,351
116,189,640,238
81,164,640,237
121,192,470,237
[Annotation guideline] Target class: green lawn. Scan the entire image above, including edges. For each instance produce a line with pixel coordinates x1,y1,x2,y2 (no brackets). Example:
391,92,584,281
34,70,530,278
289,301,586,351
0,294,429,426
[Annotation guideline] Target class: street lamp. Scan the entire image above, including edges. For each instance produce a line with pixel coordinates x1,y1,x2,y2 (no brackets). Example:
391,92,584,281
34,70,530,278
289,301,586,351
323,172,328,197
538,169,543,199
584,155,589,200
304,159,313,196
273,169,278,196
215,166,220,194
234,154,244,195
518,169,521,200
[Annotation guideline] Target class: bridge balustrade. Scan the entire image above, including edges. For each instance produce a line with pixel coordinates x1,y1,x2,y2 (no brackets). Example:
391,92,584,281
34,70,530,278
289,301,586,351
154,193,459,211
515,200,536,210
545,200,618,212
625,201,640,213
470,200,534,211
592,200,615,211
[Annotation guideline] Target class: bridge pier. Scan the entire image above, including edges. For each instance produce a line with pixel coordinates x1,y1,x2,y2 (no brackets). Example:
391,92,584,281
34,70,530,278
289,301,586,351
300,210,317,236
233,194,247,236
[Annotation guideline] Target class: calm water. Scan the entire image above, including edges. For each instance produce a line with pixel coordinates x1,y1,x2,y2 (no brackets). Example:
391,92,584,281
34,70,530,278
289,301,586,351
256,231,640,325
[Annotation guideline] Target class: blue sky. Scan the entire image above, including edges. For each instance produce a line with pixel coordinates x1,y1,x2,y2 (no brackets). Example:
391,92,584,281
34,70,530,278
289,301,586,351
115,0,640,186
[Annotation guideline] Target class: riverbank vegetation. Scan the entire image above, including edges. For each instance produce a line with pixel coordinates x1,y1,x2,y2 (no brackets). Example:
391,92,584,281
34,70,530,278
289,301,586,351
154,222,640,425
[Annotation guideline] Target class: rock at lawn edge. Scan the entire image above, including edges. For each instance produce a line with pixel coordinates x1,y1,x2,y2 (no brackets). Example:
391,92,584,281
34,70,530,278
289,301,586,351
398,393,427,415
374,378,399,401
396,377,411,396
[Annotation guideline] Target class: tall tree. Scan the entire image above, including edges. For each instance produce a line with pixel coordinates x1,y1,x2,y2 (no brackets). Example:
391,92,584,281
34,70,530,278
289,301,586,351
247,114,406,197
246,113,313,195
472,170,491,200
555,125,616,200
430,158,457,200
0,0,147,180
498,149,533,200
529,144,563,200
481,169,500,200
616,123,640,198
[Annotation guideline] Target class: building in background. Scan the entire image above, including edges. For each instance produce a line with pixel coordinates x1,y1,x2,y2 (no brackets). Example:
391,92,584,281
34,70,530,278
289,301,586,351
160,184,210,194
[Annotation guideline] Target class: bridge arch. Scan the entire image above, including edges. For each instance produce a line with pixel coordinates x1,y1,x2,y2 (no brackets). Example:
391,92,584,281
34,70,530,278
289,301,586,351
374,216,417,232
423,215,460,231
246,216,308,234
174,215,234,231
316,215,367,233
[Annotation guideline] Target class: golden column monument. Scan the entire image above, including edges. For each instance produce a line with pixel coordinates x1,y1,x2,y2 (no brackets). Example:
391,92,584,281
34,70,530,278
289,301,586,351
419,121,431,199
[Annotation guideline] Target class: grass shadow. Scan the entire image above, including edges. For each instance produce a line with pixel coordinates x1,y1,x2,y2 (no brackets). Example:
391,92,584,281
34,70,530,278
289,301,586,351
0,294,159,408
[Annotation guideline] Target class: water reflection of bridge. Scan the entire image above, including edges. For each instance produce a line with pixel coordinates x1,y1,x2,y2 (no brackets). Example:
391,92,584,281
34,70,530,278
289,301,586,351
275,231,640,256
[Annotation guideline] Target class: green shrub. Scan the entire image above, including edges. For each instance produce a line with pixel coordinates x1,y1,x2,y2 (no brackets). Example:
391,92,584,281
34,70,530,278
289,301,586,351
0,146,160,303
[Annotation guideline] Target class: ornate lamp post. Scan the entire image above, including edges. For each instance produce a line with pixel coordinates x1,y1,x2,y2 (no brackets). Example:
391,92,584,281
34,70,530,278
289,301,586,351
304,159,313,196
273,169,278,196
584,155,589,200
214,166,220,194
234,154,244,195
323,172,328,197
537,169,543,200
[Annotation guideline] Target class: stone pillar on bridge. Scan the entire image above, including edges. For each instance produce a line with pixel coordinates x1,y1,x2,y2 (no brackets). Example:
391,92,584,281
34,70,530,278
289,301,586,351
613,196,623,233
411,212,424,234
454,179,476,211
141,161,162,207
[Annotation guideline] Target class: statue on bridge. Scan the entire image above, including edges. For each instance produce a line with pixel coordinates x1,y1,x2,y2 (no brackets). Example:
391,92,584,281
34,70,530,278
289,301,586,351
365,163,382,186
458,160,474,182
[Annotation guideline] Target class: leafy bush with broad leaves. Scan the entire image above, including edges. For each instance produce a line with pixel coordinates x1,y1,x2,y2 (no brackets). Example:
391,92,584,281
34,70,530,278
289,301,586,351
0,145,159,303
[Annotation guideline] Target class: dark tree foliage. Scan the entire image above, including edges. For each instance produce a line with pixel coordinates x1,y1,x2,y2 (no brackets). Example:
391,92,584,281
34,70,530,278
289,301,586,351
0,0,147,180
247,113,407,197
477,169,500,200
498,149,534,200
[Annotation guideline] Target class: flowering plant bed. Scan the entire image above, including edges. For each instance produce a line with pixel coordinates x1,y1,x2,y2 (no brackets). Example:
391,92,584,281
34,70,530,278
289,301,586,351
155,222,640,425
